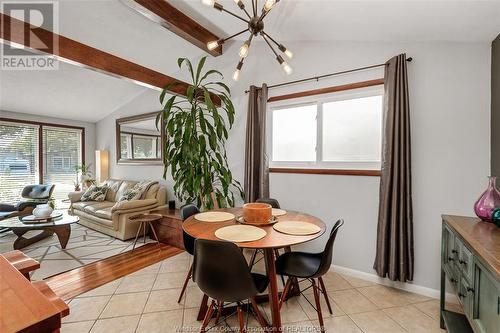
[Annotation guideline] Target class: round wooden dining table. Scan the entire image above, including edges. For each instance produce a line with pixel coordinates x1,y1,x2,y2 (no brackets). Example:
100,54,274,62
183,207,326,331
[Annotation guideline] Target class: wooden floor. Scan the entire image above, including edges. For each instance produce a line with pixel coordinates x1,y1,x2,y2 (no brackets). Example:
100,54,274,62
45,243,183,301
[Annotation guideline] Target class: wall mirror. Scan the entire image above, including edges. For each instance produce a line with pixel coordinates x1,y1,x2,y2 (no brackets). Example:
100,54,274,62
116,111,164,165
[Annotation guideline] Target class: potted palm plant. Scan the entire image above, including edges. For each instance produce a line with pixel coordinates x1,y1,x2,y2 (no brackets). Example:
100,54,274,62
75,163,94,189
158,57,243,209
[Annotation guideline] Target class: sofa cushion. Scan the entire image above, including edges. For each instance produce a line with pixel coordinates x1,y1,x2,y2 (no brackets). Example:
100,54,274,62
118,181,158,202
73,201,100,211
83,201,115,215
144,183,160,200
115,181,138,201
94,206,113,220
111,198,158,212
81,185,109,202
104,179,123,202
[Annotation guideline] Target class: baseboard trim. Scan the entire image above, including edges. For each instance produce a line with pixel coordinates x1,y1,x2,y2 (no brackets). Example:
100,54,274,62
331,264,459,304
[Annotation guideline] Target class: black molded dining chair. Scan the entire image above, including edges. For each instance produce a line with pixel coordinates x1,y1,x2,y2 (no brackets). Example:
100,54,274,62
256,197,281,209
177,203,200,303
193,239,269,333
275,219,344,332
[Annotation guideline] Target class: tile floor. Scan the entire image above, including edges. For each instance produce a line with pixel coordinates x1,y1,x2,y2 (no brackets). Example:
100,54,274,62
60,251,461,333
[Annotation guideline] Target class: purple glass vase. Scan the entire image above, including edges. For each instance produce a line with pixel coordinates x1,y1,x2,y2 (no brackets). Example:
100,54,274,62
474,176,500,221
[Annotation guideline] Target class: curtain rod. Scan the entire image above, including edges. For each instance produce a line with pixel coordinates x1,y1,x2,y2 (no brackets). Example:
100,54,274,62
244,57,412,93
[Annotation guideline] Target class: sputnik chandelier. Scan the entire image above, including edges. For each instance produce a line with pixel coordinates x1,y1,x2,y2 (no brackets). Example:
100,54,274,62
202,0,293,80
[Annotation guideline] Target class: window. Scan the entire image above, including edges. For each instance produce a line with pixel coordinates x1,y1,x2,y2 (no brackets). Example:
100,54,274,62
120,132,160,159
0,122,39,205
43,127,83,205
0,119,83,207
269,86,383,171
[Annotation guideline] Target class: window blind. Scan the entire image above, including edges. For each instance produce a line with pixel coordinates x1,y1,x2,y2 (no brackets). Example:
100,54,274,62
0,122,39,205
42,126,82,206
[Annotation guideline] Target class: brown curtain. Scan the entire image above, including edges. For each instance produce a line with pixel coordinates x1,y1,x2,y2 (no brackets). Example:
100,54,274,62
373,54,414,282
244,84,269,202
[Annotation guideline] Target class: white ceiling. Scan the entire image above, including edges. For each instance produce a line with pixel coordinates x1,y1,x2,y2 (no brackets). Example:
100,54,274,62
0,62,147,122
0,0,499,123
175,0,500,42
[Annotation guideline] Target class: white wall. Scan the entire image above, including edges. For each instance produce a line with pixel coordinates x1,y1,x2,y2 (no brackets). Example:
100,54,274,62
95,41,491,291
95,90,176,204
0,109,96,170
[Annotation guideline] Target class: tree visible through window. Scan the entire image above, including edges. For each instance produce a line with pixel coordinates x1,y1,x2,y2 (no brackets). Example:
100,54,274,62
0,120,83,207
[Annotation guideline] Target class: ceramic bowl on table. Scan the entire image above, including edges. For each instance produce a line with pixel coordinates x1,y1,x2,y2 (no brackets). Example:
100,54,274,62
243,203,272,225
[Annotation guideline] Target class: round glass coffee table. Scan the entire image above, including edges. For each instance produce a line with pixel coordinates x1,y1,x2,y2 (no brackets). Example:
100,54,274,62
0,210,79,250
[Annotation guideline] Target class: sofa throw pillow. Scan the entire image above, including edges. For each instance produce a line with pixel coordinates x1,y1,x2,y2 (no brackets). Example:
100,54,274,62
117,186,143,202
118,181,158,202
81,185,109,202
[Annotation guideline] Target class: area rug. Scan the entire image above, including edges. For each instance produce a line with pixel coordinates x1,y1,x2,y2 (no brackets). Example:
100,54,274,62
0,223,151,280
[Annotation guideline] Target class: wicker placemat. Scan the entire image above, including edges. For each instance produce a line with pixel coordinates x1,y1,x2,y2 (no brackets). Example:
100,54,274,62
214,225,267,242
195,212,236,222
273,221,321,235
272,208,287,216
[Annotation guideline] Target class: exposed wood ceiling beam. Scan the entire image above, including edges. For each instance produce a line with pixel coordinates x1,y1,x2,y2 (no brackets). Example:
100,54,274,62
0,13,221,106
122,0,222,56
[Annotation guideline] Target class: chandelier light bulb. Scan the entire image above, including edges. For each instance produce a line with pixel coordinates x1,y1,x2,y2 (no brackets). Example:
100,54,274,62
202,0,215,6
264,0,276,11
207,40,220,50
233,59,244,81
239,42,250,58
233,69,241,81
284,49,293,59
281,61,292,75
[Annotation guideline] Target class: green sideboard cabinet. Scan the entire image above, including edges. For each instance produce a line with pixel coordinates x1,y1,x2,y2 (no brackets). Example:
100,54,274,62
441,215,500,333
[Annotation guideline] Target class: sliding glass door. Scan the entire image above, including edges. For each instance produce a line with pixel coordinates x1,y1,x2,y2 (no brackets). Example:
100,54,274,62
0,119,84,208
42,126,83,206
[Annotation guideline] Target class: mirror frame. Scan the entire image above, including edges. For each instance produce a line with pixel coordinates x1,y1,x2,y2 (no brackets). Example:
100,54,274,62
116,111,164,165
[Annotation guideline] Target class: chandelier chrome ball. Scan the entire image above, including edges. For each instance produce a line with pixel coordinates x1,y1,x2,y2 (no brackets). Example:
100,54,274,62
203,0,293,80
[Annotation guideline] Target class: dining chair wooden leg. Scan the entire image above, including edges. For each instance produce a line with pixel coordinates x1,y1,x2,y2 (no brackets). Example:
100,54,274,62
312,279,325,333
214,301,223,324
177,263,193,303
237,305,246,333
251,297,269,331
279,277,292,310
318,276,333,315
200,300,215,333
